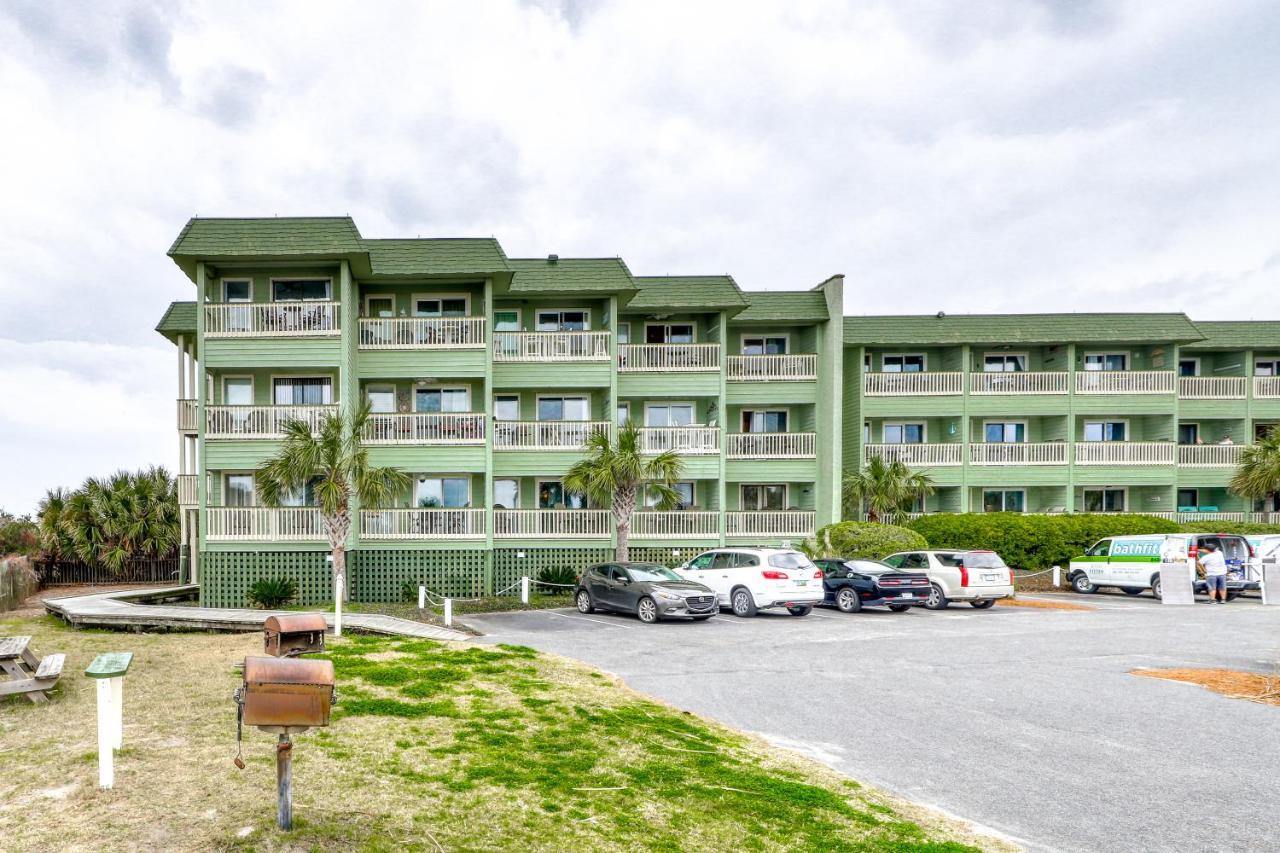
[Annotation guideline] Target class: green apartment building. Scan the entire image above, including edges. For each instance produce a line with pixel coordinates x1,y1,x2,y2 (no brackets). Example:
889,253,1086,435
155,217,1280,605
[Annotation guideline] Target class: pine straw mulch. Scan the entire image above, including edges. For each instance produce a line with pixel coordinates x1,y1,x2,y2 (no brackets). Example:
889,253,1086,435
996,597,1096,611
1131,668,1280,707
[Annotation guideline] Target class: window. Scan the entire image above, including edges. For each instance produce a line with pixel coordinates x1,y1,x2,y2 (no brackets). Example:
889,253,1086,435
536,310,588,331
647,324,694,344
1178,423,1200,445
742,335,788,355
984,354,1027,373
901,553,929,569
494,310,520,332
223,377,253,406
416,387,469,413
494,480,519,509
1178,359,1200,377
1177,489,1199,510
365,295,395,318
1256,358,1280,376
983,490,1025,512
366,385,396,413
537,396,589,421
863,353,871,372
686,553,715,570
273,377,332,405
646,403,694,427
538,481,587,509
1084,353,1128,371
223,280,251,302
863,422,870,443
742,410,788,433
414,295,469,316
984,421,1026,443
224,474,255,507
1083,488,1126,513
1083,421,1127,442
271,279,330,301
646,482,694,508
741,484,787,511
494,395,519,421
883,423,925,444
415,477,469,508
882,354,925,373
616,402,630,425
1085,540,1111,558
1256,423,1277,442
616,323,630,345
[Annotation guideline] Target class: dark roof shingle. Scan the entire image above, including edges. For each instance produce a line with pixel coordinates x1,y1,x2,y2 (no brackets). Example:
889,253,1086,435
1184,321,1280,351
155,301,196,343
507,257,636,295
734,291,829,323
625,276,747,313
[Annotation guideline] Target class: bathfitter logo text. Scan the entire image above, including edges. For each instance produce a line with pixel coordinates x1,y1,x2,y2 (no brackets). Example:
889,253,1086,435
1112,541,1162,557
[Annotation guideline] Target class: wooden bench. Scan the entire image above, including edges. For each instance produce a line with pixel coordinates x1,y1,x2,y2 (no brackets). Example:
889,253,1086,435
0,636,65,704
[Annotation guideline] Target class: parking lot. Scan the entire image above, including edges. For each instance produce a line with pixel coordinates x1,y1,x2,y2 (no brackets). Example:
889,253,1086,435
469,592,1280,852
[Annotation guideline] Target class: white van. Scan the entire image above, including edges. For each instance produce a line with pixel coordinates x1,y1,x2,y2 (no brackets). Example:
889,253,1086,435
1069,533,1253,598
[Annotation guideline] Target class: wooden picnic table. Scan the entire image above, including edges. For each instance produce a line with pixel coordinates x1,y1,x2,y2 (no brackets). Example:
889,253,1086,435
0,635,65,704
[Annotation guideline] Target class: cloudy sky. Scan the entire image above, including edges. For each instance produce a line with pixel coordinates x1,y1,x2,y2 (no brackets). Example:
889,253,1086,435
1,0,1278,513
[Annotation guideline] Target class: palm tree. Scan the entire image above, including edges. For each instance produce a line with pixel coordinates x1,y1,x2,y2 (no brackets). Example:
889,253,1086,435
37,488,71,560
256,401,409,604
1230,426,1280,512
563,421,684,561
842,456,935,524
37,469,180,570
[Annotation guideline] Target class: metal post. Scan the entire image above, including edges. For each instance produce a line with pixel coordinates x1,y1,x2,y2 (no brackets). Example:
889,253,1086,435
277,734,293,831
521,576,529,604
1052,565,1061,588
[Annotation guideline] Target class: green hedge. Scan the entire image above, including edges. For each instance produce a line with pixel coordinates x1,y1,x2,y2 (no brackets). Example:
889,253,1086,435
905,513,1181,569
803,522,927,560
1178,521,1280,536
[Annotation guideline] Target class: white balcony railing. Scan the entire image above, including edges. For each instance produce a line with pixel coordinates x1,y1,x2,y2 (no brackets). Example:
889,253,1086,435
863,372,963,396
206,507,326,541
1075,370,1175,395
1179,376,1246,399
726,354,817,381
632,512,720,539
362,413,485,445
726,511,815,537
205,405,338,439
969,443,1068,465
618,344,720,372
1176,512,1249,523
637,427,721,455
863,443,963,467
491,332,610,362
358,317,485,349
1254,376,1280,398
204,302,340,337
727,433,817,458
494,509,611,538
1074,441,1176,465
177,475,197,506
359,508,485,540
492,421,612,450
177,399,197,432
969,372,1069,395
1178,444,1245,466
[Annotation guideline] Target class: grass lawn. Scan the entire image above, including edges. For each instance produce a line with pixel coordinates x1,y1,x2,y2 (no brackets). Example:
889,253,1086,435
0,613,1001,852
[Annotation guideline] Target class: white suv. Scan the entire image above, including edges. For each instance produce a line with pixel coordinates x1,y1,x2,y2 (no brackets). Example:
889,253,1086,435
881,550,1014,610
675,547,825,617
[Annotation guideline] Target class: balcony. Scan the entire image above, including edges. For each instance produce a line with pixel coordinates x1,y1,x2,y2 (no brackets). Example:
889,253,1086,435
205,405,338,439
727,433,816,459
491,331,609,362
637,426,720,455
177,399,197,432
1254,376,1280,398
204,302,340,337
494,509,610,538
632,511,720,539
362,413,485,445
726,354,817,381
359,508,485,540
969,443,1068,465
618,344,719,372
492,421,612,451
863,372,962,396
1179,376,1246,399
969,372,1068,395
177,475,197,506
206,507,326,541
1178,444,1245,466
725,511,815,538
863,443,962,467
358,317,485,349
1074,441,1175,465
1074,370,1175,395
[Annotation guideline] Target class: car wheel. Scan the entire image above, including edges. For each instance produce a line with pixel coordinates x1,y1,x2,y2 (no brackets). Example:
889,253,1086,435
835,588,861,613
636,596,659,624
924,583,949,610
1071,573,1097,594
787,605,813,617
1122,587,1144,596
969,599,995,609
691,615,712,621
1151,575,1163,600
731,587,758,618
575,590,594,613
888,603,911,612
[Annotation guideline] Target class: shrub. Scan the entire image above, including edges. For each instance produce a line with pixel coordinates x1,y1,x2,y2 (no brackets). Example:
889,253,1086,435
802,522,928,560
906,513,1182,569
1178,521,1280,536
246,577,299,609
535,565,577,595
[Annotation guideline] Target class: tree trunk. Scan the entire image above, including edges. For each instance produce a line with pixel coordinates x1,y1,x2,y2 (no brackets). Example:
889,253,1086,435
332,544,347,603
614,486,636,562
323,508,351,603
616,520,630,563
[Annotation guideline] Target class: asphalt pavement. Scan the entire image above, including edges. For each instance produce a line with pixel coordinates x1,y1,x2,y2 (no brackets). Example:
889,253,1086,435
466,592,1280,852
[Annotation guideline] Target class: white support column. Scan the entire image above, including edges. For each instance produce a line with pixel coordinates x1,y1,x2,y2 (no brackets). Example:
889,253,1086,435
187,341,196,399
176,334,186,400
96,679,114,788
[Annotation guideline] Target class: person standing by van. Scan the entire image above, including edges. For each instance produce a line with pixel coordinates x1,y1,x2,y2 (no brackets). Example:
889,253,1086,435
1200,542,1228,603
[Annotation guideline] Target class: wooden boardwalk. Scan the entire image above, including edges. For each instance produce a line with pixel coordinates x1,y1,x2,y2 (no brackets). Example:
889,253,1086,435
42,586,470,642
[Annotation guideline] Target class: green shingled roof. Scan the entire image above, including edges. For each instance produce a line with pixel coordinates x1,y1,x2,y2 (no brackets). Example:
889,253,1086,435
155,301,196,344
625,276,747,313
1184,321,1280,351
168,217,370,280
363,238,510,277
507,257,636,296
842,313,1204,346
735,291,829,323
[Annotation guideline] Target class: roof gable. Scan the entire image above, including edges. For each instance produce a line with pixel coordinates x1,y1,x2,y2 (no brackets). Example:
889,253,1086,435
1184,321,1280,351
155,301,195,344
168,217,369,280
507,257,636,296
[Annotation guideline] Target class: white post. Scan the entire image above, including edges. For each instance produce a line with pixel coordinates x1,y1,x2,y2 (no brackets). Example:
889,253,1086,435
521,576,530,604
176,334,185,400
187,341,196,398
96,679,114,789
418,585,426,609
444,598,452,627
1052,565,1061,588
111,677,124,749
334,574,343,638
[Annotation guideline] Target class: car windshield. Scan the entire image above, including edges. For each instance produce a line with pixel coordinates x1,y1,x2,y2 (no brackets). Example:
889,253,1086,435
937,552,1007,569
768,553,815,570
626,564,682,582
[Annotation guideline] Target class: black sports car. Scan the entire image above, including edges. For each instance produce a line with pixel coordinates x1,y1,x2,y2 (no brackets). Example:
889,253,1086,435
814,558,931,613
575,562,719,623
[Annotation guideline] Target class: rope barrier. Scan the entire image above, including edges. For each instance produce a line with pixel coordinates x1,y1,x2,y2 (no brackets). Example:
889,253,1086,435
1013,567,1059,579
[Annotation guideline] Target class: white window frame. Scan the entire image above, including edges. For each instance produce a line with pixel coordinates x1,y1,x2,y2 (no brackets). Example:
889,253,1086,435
616,401,631,425
882,421,927,444
1083,486,1128,513
739,483,789,511
1083,419,1129,442
363,293,396,318
493,393,521,420
982,419,1028,444
645,322,697,344
739,333,790,355
222,471,257,507
411,292,471,317
1178,357,1201,377
493,307,522,332
413,474,472,508
644,401,697,427
1084,351,1130,371
536,308,591,331
981,488,1026,513
415,384,471,413
982,352,1028,373
221,278,252,302
646,480,696,508
615,321,630,345
741,408,791,434
221,375,254,405
268,276,332,302
365,383,397,413
881,353,927,373
535,394,591,421
1255,357,1280,376
270,374,335,405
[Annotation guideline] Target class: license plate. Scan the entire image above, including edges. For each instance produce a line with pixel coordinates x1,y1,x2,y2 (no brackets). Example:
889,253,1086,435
899,592,913,599
793,580,808,587
982,573,998,583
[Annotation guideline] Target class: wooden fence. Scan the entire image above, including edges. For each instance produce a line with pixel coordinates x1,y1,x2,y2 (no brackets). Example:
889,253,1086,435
35,557,181,587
